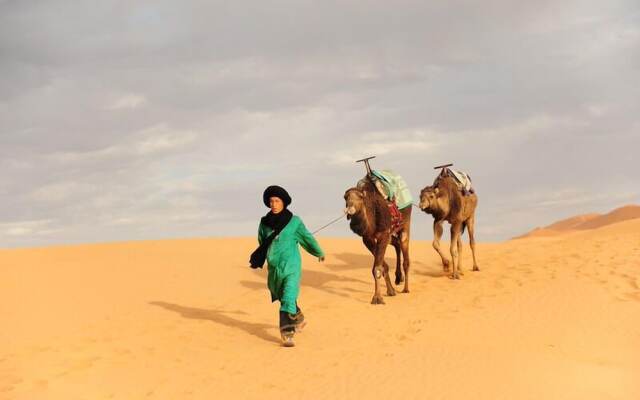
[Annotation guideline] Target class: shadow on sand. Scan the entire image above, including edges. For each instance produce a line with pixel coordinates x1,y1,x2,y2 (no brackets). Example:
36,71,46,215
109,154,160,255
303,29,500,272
326,251,417,271
325,252,372,271
327,251,437,276
241,267,370,302
413,268,448,278
149,301,281,344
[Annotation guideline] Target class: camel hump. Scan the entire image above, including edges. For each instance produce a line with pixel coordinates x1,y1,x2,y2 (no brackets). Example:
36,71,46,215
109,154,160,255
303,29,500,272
437,168,474,195
370,170,414,209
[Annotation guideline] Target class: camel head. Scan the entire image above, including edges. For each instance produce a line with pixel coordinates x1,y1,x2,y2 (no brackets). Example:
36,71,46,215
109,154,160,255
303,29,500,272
419,185,439,212
344,187,366,220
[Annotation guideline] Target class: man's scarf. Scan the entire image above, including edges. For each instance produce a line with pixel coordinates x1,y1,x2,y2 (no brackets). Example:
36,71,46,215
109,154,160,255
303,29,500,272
249,209,293,268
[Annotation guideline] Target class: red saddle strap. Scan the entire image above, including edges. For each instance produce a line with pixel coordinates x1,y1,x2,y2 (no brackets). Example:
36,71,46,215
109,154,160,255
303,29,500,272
387,201,403,233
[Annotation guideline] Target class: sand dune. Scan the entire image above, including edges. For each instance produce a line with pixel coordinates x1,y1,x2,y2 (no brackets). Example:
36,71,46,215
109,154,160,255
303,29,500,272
515,204,640,238
2,217,640,399
545,213,601,231
577,205,640,230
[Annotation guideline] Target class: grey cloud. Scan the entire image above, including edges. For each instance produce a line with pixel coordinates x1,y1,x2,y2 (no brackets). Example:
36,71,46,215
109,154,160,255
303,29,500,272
1,0,638,247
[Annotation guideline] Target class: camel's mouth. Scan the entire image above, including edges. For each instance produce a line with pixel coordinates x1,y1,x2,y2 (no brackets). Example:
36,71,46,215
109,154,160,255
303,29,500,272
419,199,431,211
344,206,357,217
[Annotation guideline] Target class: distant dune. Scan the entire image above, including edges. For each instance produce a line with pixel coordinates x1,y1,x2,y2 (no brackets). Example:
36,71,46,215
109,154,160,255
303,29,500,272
515,204,640,239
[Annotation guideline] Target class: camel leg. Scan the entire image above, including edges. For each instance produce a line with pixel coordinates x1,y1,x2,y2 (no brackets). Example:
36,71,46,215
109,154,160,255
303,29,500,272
363,236,392,303
393,238,404,285
449,224,462,280
400,230,410,293
381,252,396,297
468,217,480,271
363,237,396,297
375,233,393,300
363,238,394,281
433,220,450,271
457,231,464,276
377,235,396,297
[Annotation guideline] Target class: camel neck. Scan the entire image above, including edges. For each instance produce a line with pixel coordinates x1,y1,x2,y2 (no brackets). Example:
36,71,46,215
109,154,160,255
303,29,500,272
430,207,446,221
350,207,374,236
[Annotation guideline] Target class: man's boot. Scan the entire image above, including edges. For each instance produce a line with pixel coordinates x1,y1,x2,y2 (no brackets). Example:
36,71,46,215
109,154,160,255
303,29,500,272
279,311,296,347
290,306,306,332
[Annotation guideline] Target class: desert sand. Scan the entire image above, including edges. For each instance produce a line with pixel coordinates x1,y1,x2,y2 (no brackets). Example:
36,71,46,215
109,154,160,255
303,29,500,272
2,209,640,399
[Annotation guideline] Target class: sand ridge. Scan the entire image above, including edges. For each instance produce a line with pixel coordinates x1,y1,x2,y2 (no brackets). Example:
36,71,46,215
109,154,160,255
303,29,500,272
515,204,640,239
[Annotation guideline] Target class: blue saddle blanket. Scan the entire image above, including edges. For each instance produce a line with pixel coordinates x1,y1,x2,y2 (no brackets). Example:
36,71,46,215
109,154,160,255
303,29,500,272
370,170,413,210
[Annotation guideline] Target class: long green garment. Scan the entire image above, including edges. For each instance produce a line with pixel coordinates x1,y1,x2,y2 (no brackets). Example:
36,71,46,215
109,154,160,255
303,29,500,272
258,215,324,314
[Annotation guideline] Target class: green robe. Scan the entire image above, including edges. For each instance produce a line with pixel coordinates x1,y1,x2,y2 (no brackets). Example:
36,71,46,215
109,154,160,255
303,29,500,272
258,215,324,314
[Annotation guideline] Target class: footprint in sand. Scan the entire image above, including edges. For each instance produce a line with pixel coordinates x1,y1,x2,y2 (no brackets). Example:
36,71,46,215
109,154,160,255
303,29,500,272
5,377,22,386
616,273,640,290
0,385,15,393
0,376,21,393
28,345,52,355
615,291,640,302
56,356,101,377
115,348,132,356
34,379,48,389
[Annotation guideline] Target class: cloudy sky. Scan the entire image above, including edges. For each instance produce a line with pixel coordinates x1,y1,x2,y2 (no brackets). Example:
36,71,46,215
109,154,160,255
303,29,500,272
1,0,638,248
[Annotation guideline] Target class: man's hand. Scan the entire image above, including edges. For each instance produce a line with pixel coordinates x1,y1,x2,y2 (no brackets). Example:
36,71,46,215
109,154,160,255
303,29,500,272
318,256,325,262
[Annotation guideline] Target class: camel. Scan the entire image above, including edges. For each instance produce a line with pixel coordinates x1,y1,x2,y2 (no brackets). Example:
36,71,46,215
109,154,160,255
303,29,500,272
419,175,479,279
344,178,412,304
